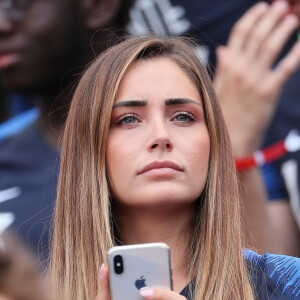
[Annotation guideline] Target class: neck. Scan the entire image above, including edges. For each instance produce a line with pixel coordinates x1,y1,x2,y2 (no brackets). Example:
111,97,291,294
114,204,195,292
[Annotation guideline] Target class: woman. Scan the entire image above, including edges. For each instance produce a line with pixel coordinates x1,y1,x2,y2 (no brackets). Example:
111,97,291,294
49,36,300,299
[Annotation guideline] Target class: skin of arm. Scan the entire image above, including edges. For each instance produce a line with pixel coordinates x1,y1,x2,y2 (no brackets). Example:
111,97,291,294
214,1,300,255
267,200,300,256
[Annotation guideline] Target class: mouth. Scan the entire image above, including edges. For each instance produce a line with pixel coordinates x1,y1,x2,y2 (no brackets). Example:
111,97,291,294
0,53,21,70
138,160,183,175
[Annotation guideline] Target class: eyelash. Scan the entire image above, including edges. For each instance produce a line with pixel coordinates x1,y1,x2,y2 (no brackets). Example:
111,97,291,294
115,111,197,126
172,111,196,122
116,113,140,125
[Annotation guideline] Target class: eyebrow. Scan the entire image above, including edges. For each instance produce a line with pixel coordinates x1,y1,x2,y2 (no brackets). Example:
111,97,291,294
113,98,201,108
165,98,202,106
113,100,147,108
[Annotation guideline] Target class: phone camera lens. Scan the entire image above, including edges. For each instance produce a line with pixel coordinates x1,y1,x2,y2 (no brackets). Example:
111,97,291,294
114,255,124,274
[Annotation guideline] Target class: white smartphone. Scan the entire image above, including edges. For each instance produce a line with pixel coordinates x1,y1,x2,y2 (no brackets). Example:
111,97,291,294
107,242,172,300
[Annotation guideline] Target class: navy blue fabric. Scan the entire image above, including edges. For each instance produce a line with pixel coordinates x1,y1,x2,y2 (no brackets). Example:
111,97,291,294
172,0,264,68
180,251,300,299
0,123,58,264
0,108,39,143
8,94,34,118
262,162,289,201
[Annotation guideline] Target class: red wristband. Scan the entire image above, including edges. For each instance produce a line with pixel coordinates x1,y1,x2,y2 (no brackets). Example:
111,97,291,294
235,140,287,171
234,129,300,171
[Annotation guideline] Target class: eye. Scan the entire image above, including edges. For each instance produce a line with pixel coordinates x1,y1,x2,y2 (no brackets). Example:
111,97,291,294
172,112,196,123
116,113,140,125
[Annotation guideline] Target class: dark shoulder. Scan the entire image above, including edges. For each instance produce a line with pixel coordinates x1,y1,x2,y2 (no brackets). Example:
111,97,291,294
0,123,57,165
244,250,300,299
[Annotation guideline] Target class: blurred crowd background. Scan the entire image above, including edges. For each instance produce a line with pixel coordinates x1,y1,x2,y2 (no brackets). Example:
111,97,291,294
1,0,300,298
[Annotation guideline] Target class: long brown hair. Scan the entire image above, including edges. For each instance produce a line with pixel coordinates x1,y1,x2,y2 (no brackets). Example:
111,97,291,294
49,36,254,299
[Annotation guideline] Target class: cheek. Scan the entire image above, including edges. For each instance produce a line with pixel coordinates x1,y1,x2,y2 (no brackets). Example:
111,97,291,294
178,127,210,159
179,131,210,177
106,132,142,183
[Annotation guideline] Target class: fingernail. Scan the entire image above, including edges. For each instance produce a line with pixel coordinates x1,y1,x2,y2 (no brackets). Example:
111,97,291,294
256,2,268,11
140,288,154,298
100,263,105,278
284,15,299,27
273,1,289,12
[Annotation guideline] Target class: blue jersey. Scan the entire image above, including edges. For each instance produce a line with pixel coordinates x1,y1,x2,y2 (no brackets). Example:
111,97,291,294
180,251,300,299
0,123,58,265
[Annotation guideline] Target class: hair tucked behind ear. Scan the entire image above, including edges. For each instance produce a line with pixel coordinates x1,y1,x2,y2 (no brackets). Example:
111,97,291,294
49,36,254,299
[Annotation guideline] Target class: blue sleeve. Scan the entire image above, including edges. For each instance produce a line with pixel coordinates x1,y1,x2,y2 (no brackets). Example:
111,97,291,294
261,162,289,201
0,108,39,143
244,250,300,299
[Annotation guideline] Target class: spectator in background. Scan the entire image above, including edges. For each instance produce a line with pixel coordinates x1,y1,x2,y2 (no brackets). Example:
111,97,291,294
214,0,300,256
0,0,134,265
128,0,300,256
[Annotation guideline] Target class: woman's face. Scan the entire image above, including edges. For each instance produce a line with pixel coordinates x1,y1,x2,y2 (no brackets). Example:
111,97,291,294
107,58,210,209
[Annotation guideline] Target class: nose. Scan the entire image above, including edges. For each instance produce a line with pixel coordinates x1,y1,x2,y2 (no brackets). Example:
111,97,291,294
0,9,14,33
147,118,174,152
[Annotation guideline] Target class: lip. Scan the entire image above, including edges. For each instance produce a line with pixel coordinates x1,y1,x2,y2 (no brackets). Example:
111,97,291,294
0,53,21,70
138,160,183,175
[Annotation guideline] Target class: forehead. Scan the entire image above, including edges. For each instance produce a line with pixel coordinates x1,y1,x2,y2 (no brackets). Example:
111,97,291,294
115,58,202,104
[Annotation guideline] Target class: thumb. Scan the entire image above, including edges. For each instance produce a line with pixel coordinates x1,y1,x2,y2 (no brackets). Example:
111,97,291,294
215,46,228,71
214,46,229,90
96,264,111,300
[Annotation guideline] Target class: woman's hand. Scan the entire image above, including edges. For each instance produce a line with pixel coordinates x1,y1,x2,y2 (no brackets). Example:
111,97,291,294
273,0,300,18
95,264,186,300
214,1,300,157
140,288,187,300
96,264,111,300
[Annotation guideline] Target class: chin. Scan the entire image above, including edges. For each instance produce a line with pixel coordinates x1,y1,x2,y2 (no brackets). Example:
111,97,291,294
0,64,58,95
1,72,36,94
132,188,198,208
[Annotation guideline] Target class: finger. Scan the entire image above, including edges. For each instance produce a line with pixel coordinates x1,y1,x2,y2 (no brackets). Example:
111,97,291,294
258,14,299,67
214,46,234,104
214,46,228,82
140,288,187,300
269,40,300,89
246,1,291,58
228,2,269,53
96,264,111,300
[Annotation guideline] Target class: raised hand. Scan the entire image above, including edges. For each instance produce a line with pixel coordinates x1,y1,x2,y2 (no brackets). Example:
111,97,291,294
214,1,300,157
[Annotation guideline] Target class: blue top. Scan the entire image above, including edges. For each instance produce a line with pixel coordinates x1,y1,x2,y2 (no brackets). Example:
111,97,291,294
180,251,300,299
0,123,58,265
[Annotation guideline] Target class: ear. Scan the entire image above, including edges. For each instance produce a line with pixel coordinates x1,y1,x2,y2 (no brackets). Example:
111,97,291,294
81,0,122,30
